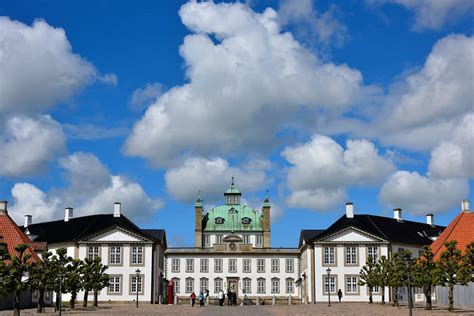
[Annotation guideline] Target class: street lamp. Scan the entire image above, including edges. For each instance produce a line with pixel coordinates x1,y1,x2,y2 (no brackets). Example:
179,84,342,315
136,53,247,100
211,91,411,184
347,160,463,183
405,257,413,316
326,268,332,307
135,269,141,308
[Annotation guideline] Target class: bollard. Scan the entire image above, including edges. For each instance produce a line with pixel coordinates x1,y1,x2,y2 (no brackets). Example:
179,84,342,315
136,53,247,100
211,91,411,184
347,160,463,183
272,295,276,305
256,296,260,306
158,295,162,305
288,295,292,305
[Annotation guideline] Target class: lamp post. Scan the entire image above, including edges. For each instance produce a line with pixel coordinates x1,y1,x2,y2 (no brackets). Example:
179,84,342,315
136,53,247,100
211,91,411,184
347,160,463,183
58,268,63,316
135,269,141,308
405,257,413,316
326,268,331,307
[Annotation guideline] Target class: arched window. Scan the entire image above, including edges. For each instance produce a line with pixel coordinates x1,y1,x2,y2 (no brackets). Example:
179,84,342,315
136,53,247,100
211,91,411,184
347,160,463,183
271,278,280,294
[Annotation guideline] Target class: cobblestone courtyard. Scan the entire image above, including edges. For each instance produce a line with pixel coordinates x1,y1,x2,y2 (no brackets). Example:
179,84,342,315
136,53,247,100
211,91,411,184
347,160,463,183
2,303,473,316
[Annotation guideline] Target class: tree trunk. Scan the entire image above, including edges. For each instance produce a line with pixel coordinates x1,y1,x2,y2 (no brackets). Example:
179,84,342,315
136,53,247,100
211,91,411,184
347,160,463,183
392,287,399,306
369,287,373,304
381,286,385,304
55,291,60,312
83,291,88,308
13,290,21,316
93,291,98,307
424,287,432,310
70,292,76,309
37,288,45,313
448,285,454,312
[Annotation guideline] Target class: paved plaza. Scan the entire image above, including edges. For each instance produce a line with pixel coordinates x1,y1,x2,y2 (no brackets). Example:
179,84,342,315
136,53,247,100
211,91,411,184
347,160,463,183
1,303,473,316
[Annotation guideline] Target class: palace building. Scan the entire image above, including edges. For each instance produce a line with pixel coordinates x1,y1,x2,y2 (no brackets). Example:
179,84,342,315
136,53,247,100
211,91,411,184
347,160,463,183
165,179,300,302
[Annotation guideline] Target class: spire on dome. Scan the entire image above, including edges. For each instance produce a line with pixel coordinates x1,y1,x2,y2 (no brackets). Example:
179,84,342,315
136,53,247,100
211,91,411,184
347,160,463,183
263,190,270,207
195,190,203,207
225,177,241,205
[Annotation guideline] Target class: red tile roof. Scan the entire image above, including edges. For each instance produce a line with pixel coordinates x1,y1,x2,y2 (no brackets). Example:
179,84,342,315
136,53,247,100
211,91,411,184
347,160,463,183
431,210,474,260
0,213,41,263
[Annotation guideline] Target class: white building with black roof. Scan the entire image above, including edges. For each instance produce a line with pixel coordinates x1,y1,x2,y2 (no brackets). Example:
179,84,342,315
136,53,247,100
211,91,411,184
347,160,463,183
299,202,445,304
20,203,167,304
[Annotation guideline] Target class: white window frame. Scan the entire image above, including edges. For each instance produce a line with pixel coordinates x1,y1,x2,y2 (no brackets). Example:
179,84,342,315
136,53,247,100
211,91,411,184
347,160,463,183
200,259,209,273
214,259,223,273
243,235,250,244
346,276,358,294
185,278,194,294
243,278,251,294
257,278,266,294
323,275,337,294
345,246,357,265
271,278,280,294
109,246,121,265
130,275,143,294
257,259,265,273
228,259,237,273
171,258,180,272
88,246,99,261
256,235,263,247
203,235,210,247
323,246,336,265
186,259,194,273
173,278,180,294
271,259,279,273
131,246,143,265
214,278,223,293
285,259,294,273
367,246,379,262
108,276,121,293
216,235,223,244
200,278,208,294
243,259,251,273
286,278,294,294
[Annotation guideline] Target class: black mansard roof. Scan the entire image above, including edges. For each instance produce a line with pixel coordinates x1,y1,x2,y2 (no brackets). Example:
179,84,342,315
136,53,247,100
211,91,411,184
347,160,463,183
308,214,445,246
21,214,164,245
299,229,325,248
142,229,167,248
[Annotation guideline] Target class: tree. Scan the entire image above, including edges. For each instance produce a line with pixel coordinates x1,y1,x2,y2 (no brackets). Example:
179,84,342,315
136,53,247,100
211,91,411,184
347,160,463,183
375,256,389,304
0,239,10,295
359,256,378,303
458,242,474,284
29,251,56,313
90,257,109,307
2,244,32,316
387,250,410,307
51,248,71,312
63,259,83,309
437,240,468,312
412,246,440,310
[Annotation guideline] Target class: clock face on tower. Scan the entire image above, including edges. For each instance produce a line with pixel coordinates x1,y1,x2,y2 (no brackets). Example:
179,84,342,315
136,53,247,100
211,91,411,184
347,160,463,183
229,242,237,251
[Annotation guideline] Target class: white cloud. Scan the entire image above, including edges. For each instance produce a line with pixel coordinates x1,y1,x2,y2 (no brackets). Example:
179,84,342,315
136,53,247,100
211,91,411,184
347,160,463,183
9,152,163,224
429,113,474,179
124,1,362,167
63,123,129,140
370,0,474,31
130,82,164,111
379,171,468,215
165,156,270,203
278,0,348,47
0,17,116,114
0,115,66,177
283,135,394,210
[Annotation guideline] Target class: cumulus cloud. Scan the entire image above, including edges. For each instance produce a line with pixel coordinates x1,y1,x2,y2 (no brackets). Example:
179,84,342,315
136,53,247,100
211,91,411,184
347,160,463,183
0,17,116,114
379,171,468,214
124,1,362,167
278,0,348,47
165,156,271,203
370,0,474,31
283,135,394,210
0,115,66,177
129,82,164,111
9,152,162,224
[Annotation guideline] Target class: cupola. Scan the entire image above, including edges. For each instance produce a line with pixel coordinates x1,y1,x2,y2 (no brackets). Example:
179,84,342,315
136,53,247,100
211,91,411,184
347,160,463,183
225,177,241,205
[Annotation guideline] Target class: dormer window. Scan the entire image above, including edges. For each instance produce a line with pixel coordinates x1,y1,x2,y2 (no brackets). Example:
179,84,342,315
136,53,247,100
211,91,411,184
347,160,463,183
241,217,252,225
215,217,225,224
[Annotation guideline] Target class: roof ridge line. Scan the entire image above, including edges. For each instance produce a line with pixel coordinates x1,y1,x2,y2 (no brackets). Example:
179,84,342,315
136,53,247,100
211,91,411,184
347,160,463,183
365,215,389,241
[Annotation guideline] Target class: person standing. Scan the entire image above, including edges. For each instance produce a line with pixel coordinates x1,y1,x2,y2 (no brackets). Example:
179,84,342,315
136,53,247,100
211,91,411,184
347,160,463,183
227,289,232,306
338,289,343,302
190,292,196,307
218,290,224,306
232,290,237,306
206,289,210,305
199,292,205,307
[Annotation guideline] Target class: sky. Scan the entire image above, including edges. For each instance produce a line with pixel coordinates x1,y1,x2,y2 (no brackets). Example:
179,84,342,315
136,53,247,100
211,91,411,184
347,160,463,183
0,0,473,248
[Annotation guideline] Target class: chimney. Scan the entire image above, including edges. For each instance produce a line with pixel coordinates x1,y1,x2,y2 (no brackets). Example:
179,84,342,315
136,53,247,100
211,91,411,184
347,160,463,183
346,202,354,218
426,213,434,226
24,215,32,227
114,202,121,217
0,201,7,215
461,199,470,212
394,208,402,222
64,207,73,222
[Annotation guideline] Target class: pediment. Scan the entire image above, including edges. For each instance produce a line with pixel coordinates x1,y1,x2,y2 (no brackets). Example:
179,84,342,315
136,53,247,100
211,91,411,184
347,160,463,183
319,227,386,243
82,227,149,243
223,233,242,242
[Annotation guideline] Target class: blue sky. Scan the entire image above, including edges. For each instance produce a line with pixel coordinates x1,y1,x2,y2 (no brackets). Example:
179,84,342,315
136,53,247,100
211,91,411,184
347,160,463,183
0,0,472,247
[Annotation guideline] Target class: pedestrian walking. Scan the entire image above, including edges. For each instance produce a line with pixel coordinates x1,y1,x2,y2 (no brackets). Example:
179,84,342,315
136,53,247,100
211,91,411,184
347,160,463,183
338,289,343,302
199,292,205,307
190,292,196,307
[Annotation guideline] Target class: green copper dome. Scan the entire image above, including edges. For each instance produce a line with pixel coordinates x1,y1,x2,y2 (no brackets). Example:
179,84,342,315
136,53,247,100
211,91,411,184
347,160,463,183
202,204,263,232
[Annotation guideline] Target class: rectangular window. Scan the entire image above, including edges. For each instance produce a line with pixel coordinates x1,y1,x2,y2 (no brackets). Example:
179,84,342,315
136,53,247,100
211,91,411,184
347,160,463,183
256,235,263,247
216,235,223,244
271,259,279,273
173,278,180,294
200,278,208,293
185,278,194,293
200,259,209,273
186,259,194,273
171,258,180,272
214,278,223,293
286,278,294,294
323,247,336,265
130,275,143,294
243,259,251,273
243,235,250,244
203,235,210,247
243,278,251,294
324,276,336,294
228,259,237,273
108,276,121,293
109,246,121,265
346,276,358,294
345,246,357,265
131,246,143,265
214,259,223,273
368,246,379,262
271,279,280,294
373,285,380,293
257,259,265,273
285,259,294,273
88,246,99,261
257,279,265,294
